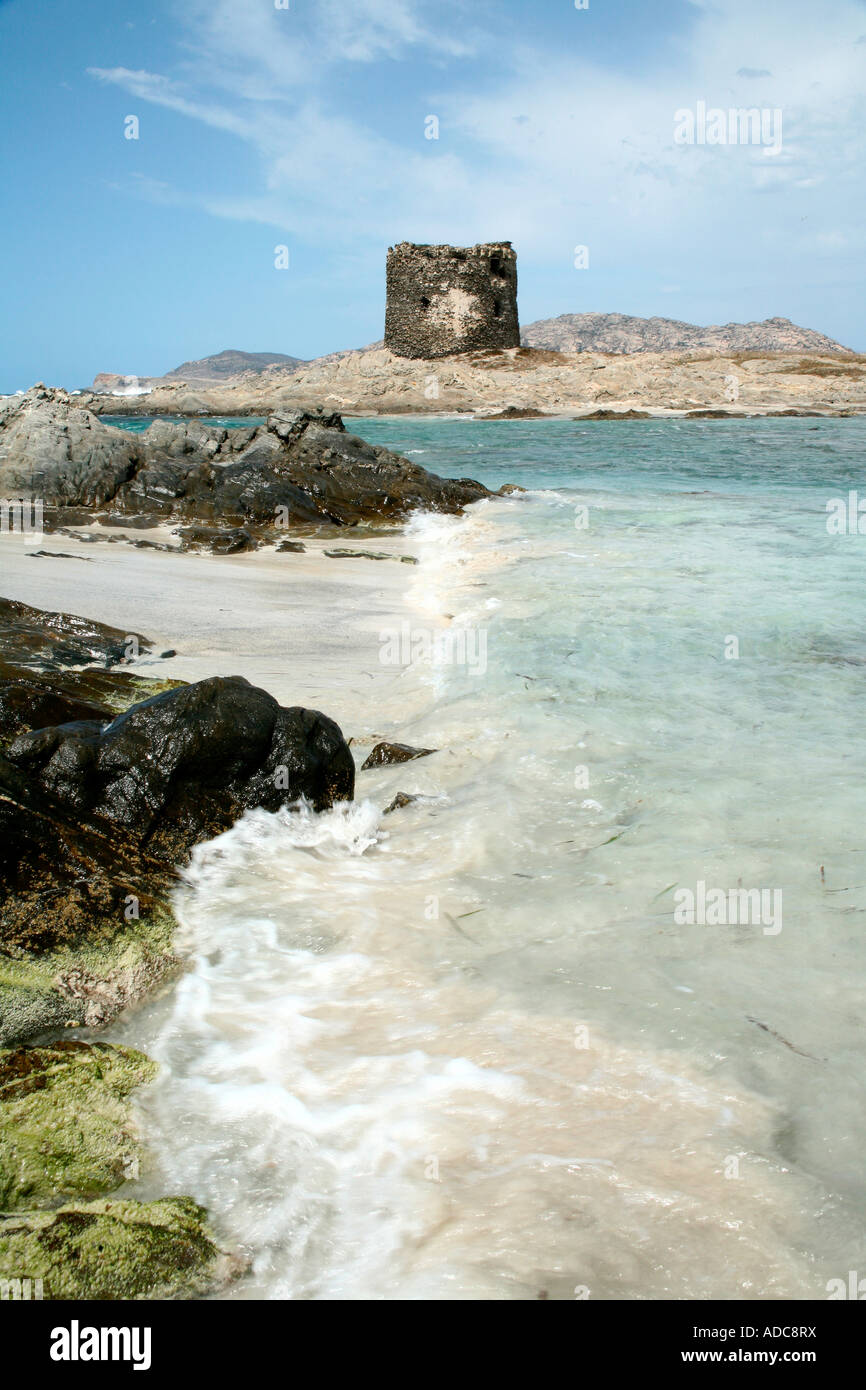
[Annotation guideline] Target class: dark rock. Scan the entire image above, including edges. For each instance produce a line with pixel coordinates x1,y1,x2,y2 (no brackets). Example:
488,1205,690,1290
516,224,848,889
577,408,653,420
361,741,437,770
177,525,258,554
27,550,92,561
6,675,355,866
325,549,394,561
0,663,353,970
480,406,546,419
276,539,306,553
0,596,152,670
96,512,166,529
0,661,112,746
763,409,825,418
384,792,419,814
0,389,493,530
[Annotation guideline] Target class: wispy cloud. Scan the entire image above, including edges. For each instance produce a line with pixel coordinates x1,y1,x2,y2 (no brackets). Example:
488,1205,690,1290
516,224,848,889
88,0,866,274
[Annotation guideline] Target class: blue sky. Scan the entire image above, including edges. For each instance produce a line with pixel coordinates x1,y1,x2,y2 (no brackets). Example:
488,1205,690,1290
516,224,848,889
1,0,864,389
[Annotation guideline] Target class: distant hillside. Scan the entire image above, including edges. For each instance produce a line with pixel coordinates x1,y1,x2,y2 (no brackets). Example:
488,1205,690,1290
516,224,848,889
164,349,307,382
520,313,851,356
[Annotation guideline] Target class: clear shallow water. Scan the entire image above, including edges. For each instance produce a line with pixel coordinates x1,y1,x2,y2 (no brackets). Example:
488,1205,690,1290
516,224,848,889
103,415,267,431
114,418,866,1300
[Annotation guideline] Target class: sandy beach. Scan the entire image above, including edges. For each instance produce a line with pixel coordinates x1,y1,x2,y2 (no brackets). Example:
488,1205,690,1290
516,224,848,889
0,527,423,733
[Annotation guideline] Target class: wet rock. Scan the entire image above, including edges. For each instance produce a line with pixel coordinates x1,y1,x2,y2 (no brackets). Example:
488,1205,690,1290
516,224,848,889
0,596,152,670
384,792,419,814
0,1041,157,1210
276,539,306,552
361,741,437,770
0,657,185,748
6,674,355,864
0,607,352,1044
177,525,258,554
27,550,92,561
0,906,179,1046
0,1196,242,1300
0,662,111,747
325,548,394,561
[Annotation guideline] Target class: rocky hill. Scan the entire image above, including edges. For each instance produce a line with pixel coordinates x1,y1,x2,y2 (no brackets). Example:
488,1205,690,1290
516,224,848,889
92,349,307,394
164,348,307,382
520,313,851,356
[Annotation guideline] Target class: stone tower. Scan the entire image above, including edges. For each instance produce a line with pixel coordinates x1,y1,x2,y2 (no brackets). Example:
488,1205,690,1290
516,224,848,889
384,242,520,359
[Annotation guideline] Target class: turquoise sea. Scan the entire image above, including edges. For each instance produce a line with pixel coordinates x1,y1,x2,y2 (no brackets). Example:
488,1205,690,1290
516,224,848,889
113,417,866,1299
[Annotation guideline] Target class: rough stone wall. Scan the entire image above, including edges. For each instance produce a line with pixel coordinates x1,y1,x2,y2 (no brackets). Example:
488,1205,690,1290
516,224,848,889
384,242,520,358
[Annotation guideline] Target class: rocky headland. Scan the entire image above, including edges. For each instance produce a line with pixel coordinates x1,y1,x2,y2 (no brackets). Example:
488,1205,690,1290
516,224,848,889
66,344,866,419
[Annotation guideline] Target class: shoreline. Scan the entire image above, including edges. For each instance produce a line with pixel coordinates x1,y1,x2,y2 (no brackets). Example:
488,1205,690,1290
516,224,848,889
0,524,434,1298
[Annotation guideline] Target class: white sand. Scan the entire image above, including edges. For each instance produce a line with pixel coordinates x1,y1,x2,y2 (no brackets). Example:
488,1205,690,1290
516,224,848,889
0,528,423,737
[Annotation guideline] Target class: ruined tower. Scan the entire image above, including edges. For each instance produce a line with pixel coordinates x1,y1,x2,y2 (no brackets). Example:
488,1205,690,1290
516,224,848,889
384,242,520,359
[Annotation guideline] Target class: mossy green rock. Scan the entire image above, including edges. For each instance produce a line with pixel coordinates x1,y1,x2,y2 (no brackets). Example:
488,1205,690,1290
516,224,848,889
0,1041,157,1210
0,908,179,1048
0,1196,239,1300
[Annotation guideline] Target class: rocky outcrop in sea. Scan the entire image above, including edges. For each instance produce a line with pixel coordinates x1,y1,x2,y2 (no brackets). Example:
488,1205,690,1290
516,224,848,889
0,387,494,540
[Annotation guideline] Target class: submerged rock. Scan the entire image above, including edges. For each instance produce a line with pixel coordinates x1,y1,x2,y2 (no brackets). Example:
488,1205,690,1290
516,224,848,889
384,792,420,814
0,1196,241,1300
0,1041,157,1210
361,741,437,770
